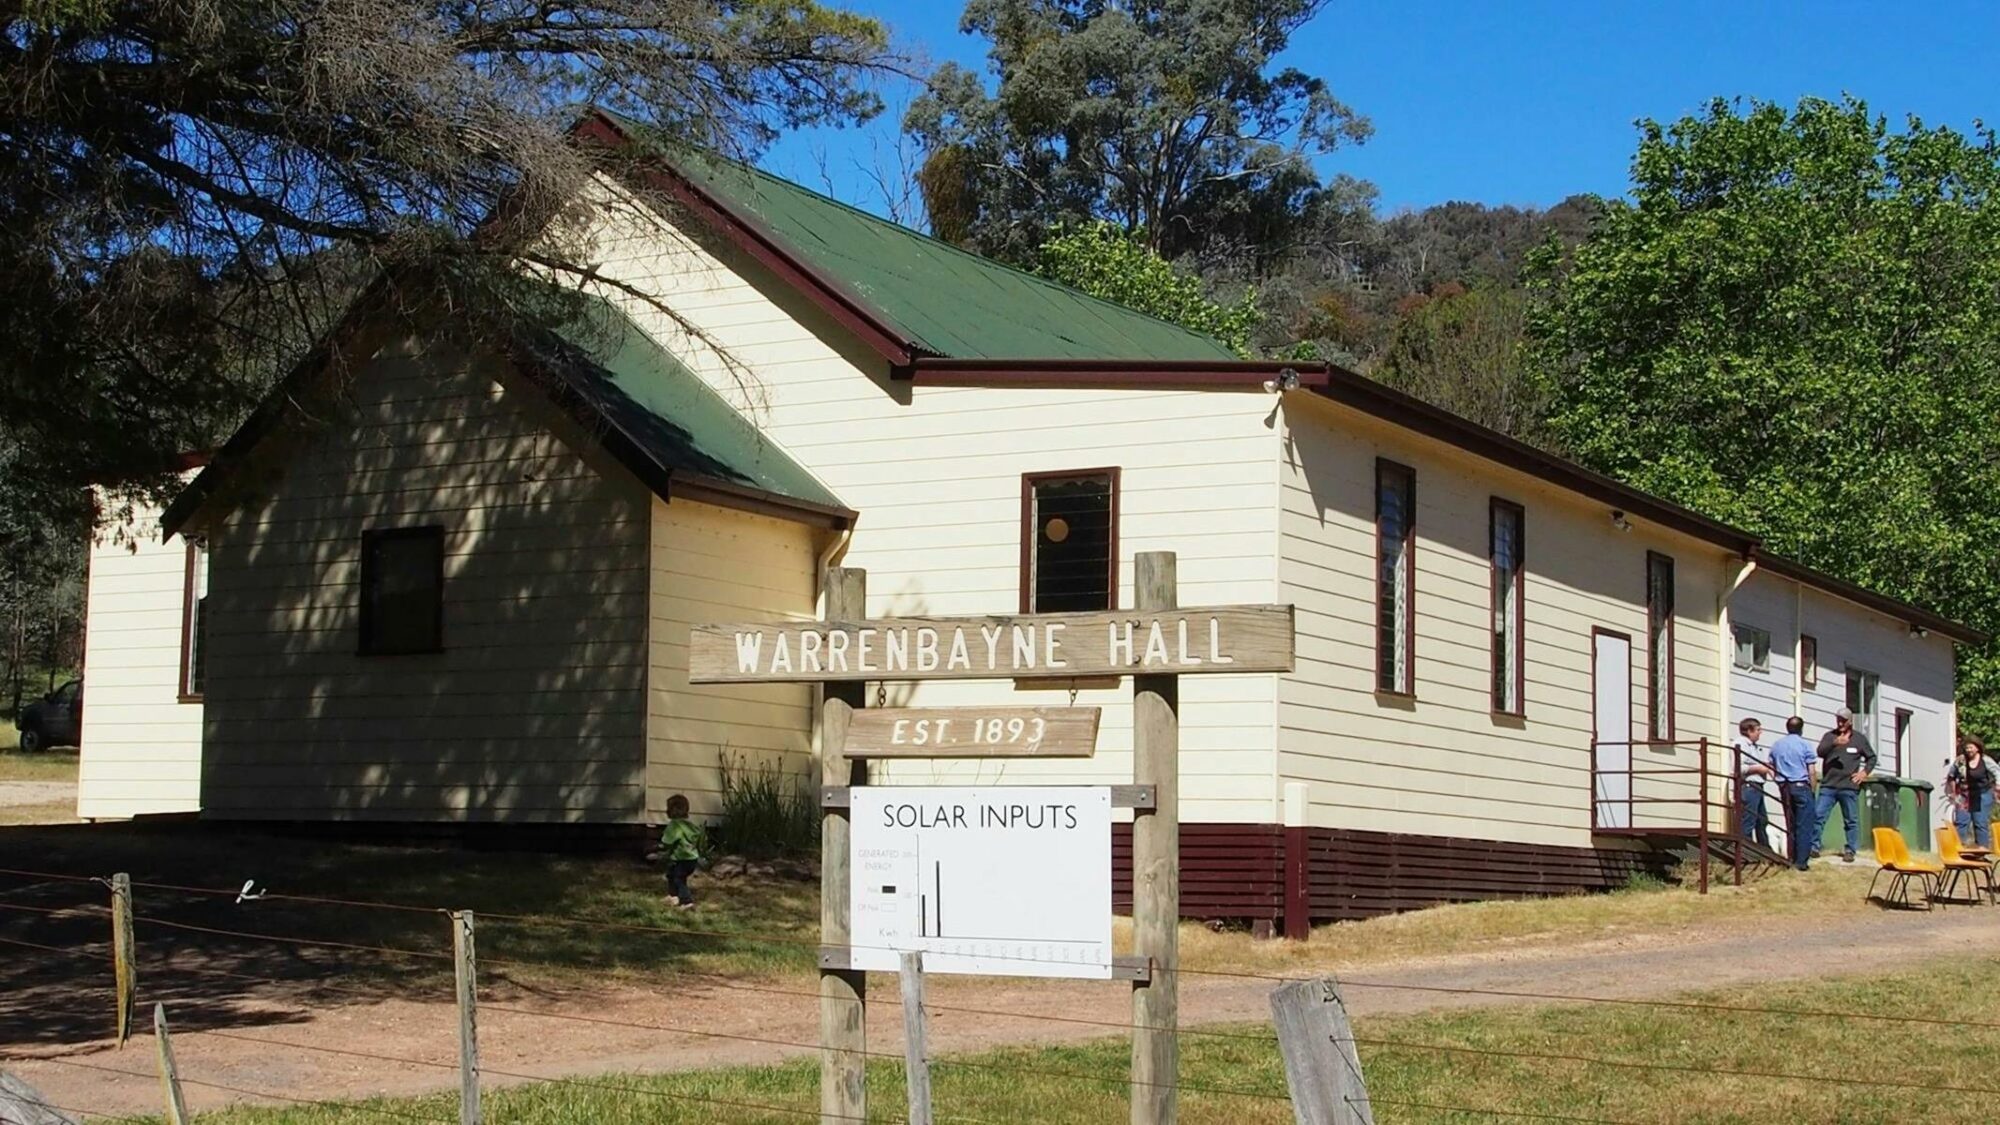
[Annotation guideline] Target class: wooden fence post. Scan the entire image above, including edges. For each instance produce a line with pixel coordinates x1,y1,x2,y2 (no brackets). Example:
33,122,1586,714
153,1003,189,1125
110,872,135,1047
452,910,480,1125
1131,551,1180,1125
1269,976,1372,1125
0,1071,80,1124
821,566,869,1125
899,951,932,1125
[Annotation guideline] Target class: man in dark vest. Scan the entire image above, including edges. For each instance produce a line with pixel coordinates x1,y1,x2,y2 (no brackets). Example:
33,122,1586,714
1814,707,1878,864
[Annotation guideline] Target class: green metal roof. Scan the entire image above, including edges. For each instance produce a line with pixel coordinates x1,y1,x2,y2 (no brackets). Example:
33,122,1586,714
522,294,846,510
614,119,1239,362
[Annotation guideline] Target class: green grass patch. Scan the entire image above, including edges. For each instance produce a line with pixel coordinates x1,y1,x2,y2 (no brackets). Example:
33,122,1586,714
186,955,2000,1123
709,751,818,860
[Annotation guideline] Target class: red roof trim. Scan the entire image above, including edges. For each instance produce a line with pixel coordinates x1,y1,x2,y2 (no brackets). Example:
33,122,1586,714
1307,367,1758,556
1754,552,1986,645
576,112,919,368
910,357,1330,389
667,471,857,531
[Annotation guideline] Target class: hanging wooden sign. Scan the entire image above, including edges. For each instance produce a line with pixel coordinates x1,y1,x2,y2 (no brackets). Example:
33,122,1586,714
843,707,1101,759
687,606,1294,683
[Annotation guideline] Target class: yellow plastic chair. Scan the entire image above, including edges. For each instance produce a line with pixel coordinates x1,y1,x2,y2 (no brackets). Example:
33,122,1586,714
1867,828,1940,910
1936,826,1996,905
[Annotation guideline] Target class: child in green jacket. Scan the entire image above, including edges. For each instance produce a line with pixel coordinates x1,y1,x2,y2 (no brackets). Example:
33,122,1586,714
659,793,707,908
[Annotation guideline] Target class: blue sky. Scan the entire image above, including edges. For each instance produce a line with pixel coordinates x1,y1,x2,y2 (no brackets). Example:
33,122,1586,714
763,1,2000,218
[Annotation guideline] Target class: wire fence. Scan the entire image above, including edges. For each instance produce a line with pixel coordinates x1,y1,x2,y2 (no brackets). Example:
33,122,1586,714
0,862,1994,1123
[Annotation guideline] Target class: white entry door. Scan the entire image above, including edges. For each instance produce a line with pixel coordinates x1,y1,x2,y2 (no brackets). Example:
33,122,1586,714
1593,630,1634,830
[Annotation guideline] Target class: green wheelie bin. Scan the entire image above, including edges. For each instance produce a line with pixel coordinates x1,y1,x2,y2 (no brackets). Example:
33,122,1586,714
1818,776,1902,855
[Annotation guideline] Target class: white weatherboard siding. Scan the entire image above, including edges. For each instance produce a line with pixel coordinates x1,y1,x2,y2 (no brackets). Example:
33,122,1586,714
648,499,820,818
1277,396,1729,847
78,488,202,817
1725,572,1799,739
582,185,1283,823
201,341,651,822
1727,571,1957,797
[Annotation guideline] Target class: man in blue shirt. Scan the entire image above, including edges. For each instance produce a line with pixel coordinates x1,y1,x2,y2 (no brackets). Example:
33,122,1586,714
1768,716,1819,871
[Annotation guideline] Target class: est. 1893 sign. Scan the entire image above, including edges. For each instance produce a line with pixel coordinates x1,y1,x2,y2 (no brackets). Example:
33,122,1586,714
842,707,1100,758
687,607,1294,683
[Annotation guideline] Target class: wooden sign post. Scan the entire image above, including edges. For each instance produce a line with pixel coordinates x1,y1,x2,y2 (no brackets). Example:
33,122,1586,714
821,567,868,1125
1130,552,1180,1125
690,559,1294,1125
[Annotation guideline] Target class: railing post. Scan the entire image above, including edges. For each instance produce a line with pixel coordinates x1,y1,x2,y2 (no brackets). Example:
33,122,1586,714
1731,743,1745,886
1697,738,1710,895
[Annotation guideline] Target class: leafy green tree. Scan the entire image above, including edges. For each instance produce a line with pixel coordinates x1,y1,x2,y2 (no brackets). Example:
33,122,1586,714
1377,283,1543,440
1036,222,1260,355
0,0,894,529
905,0,1369,263
1528,96,2000,729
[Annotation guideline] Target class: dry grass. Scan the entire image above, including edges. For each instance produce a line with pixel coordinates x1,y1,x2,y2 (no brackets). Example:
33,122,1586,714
0,747,80,783
1172,861,1879,976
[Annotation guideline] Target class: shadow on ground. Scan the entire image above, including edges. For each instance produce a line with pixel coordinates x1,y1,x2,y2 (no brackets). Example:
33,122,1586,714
0,820,818,1050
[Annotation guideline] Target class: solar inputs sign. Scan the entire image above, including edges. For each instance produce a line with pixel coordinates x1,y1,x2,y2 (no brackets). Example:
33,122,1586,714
850,786,1113,979
687,607,1294,683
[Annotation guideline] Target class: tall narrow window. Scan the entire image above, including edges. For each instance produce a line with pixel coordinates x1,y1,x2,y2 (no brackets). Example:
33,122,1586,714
178,542,209,701
1645,552,1675,739
359,526,446,655
1800,635,1819,689
1845,667,1881,745
1490,499,1525,714
1892,707,1912,777
1376,460,1416,694
1022,470,1118,613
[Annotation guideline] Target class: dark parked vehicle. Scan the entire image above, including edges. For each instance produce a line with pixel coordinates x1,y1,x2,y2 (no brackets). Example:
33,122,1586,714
15,678,82,752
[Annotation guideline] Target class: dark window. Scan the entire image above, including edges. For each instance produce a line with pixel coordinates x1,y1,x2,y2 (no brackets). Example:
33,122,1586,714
1846,667,1881,746
1800,635,1818,689
360,526,446,655
1892,707,1913,777
1490,499,1524,714
179,542,209,701
1376,460,1416,694
1646,552,1675,740
1022,470,1117,613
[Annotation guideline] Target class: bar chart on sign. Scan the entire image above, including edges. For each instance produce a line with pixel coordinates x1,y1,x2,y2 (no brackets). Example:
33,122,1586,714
850,786,1113,979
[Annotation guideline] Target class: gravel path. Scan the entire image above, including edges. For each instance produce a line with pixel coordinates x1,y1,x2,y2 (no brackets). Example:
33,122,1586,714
10,887,1988,1118
0,781,75,808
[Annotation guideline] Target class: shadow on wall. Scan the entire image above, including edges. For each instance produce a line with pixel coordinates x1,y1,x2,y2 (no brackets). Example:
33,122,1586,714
197,338,655,828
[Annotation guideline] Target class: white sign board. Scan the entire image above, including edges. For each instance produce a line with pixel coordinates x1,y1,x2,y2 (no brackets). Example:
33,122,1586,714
851,786,1113,980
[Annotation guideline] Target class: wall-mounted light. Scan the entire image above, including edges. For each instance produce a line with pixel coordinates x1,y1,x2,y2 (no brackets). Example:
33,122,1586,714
1610,510,1633,533
1266,367,1302,394
1911,624,1929,638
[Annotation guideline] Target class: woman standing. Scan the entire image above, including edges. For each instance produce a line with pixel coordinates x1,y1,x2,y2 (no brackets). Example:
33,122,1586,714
1946,735,1996,850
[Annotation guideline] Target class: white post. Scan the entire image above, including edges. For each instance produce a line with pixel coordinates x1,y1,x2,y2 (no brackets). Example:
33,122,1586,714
899,952,933,1125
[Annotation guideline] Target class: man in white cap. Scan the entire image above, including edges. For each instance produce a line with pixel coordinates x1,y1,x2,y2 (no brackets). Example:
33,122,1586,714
1813,707,1878,863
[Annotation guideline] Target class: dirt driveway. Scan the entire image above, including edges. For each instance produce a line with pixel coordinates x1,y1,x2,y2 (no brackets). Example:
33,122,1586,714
0,781,75,809
8,888,1987,1118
